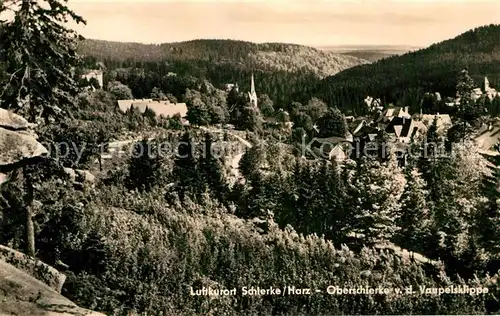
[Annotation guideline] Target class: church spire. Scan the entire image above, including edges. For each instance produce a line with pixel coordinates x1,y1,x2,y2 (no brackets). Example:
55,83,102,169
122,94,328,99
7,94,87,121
251,73,255,95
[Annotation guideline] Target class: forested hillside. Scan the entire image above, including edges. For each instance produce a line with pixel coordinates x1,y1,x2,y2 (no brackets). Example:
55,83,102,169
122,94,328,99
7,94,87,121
2,1,500,315
318,45,420,62
77,39,368,107
313,24,500,114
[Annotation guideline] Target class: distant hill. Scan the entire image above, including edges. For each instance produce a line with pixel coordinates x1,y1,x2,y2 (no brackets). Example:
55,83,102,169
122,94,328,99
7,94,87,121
77,39,369,106
78,39,369,79
317,45,421,62
312,24,500,115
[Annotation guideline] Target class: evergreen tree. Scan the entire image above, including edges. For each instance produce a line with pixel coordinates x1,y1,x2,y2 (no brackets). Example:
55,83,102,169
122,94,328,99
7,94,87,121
456,69,481,128
317,107,348,138
143,107,157,126
349,156,406,245
396,168,430,253
185,89,210,126
0,0,85,257
107,81,133,99
238,104,262,132
289,159,315,234
173,132,203,200
476,149,500,256
150,86,166,99
258,93,275,117
239,140,265,180
0,0,86,121
310,160,347,241
243,172,280,219
127,139,165,192
420,117,447,202
199,133,227,202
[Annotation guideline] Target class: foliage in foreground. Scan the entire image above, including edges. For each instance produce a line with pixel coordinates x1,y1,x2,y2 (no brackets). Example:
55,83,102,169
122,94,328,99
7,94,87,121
46,186,494,315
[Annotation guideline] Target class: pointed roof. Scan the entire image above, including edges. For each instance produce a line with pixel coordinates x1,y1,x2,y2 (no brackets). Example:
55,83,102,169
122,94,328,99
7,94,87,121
250,73,255,94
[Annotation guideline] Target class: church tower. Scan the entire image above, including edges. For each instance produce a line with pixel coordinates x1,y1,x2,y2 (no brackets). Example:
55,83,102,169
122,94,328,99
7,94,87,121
248,73,258,108
484,76,490,92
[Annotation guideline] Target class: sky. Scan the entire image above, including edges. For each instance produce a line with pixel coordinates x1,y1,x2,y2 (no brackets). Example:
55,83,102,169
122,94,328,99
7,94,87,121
66,0,500,47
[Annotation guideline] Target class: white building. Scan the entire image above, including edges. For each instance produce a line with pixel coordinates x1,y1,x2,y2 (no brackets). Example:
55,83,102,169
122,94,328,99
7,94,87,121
117,99,188,118
81,70,104,89
248,74,258,108
484,77,500,101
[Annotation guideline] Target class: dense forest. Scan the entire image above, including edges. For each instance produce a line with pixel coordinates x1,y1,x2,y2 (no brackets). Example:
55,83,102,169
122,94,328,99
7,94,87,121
77,39,368,107
313,24,500,115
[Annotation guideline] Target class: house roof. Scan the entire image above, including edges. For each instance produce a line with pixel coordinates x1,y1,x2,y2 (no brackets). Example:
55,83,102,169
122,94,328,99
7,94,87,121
474,122,500,151
311,142,348,160
348,119,366,135
353,124,379,138
81,69,103,77
417,114,452,131
378,106,411,123
314,136,352,145
386,117,425,139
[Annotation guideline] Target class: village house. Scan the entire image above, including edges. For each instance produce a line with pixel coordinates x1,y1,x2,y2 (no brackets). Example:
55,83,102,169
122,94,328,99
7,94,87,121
309,136,352,162
483,77,500,101
447,76,499,106
474,118,500,156
80,69,104,89
377,106,411,125
224,83,239,93
414,113,452,134
364,96,383,113
348,118,369,138
385,117,427,143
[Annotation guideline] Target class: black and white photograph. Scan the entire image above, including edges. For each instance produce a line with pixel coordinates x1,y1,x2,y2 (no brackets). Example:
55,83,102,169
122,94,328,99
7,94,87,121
0,0,499,315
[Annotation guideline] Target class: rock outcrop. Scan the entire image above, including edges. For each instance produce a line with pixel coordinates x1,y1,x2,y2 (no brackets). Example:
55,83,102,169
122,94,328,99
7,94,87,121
0,108,47,172
0,108,33,130
0,259,105,316
0,109,104,315
0,245,66,293
63,168,96,188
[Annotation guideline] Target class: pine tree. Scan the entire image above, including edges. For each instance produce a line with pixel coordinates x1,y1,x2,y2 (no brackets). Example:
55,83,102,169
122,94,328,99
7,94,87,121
350,156,406,245
478,152,500,256
317,107,348,138
456,69,481,129
420,117,447,202
244,172,280,219
127,139,165,192
0,0,86,121
0,0,85,257
173,132,202,200
396,168,430,253
199,133,227,202
291,160,316,234
258,93,274,117
239,140,264,180
239,104,262,132
310,160,347,241
107,81,133,100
